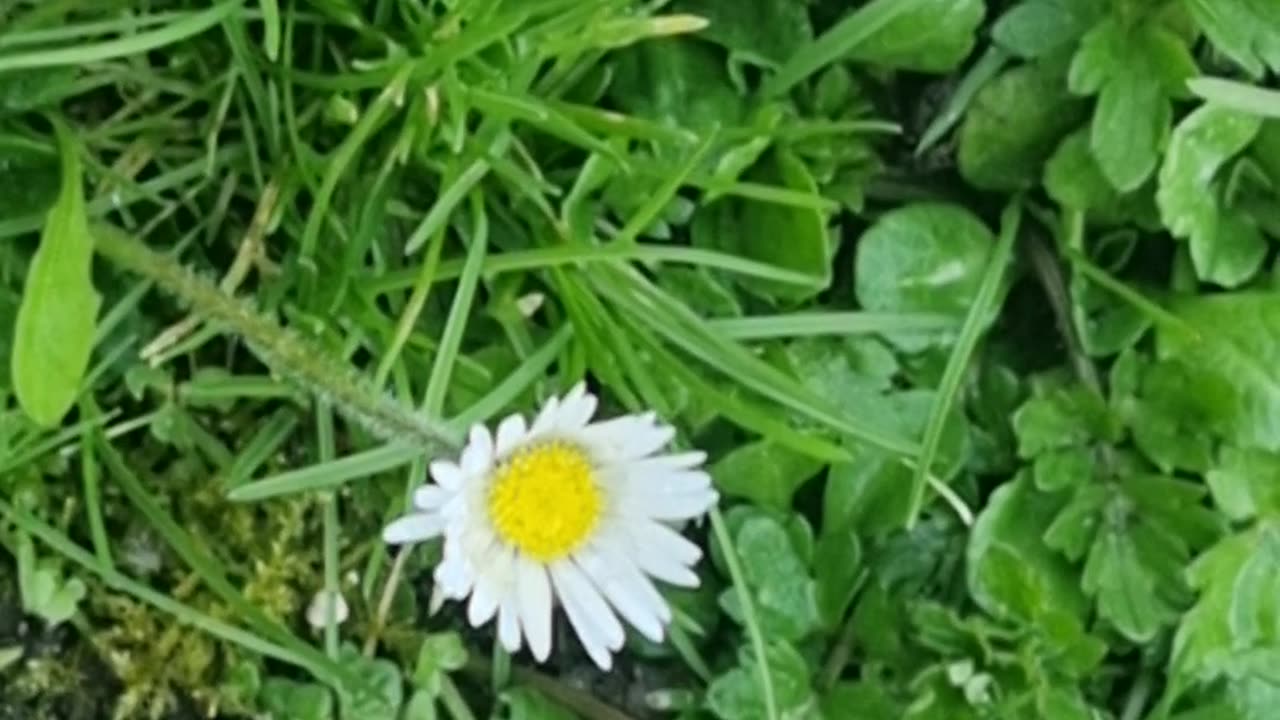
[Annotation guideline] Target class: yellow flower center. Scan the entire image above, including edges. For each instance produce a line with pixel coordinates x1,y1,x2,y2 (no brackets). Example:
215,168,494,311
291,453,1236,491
486,441,602,561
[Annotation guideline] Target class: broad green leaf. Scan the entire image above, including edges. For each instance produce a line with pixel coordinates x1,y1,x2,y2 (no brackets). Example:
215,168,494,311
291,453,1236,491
991,0,1105,59
609,38,745,130
1012,383,1117,458
674,0,812,65
1206,447,1280,522
1174,524,1280,688
720,514,821,641
1044,130,1159,226
1082,527,1175,642
1157,105,1265,287
1118,358,1219,473
1069,19,1197,191
15,533,85,626
1036,686,1096,720
1032,447,1093,492
1159,293,1280,451
1189,78,1280,120
846,0,985,73
967,475,1088,622
957,62,1088,191
854,203,994,351
707,641,818,720
823,391,969,537
813,528,861,630
821,681,901,720
1185,0,1280,78
411,632,468,695
11,119,101,427
711,440,824,510
338,645,402,720
260,678,335,720
695,149,831,302
403,690,437,720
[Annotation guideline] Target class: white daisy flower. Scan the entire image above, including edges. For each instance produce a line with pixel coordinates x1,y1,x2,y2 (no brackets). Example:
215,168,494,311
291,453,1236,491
382,383,717,670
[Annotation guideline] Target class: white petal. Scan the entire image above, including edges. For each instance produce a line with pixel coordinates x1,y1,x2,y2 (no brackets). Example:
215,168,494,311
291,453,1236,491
629,451,708,472
555,385,598,431
580,414,673,460
613,468,713,497
623,422,675,458
494,413,527,457
461,424,494,475
413,484,451,511
516,559,554,662
619,488,719,521
574,543,668,642
530,394,562,436
435,553,474,599
623,521,703,587
430,460,465,490
498,594,522,653
468,546,513,627
550,560,621,670
382,513,445,544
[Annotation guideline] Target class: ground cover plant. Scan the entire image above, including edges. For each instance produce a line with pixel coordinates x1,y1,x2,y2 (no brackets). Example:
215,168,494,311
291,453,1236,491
3,0,1280,718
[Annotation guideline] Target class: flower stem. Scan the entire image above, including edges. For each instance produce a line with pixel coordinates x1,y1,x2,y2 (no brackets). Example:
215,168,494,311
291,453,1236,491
92,224,460,451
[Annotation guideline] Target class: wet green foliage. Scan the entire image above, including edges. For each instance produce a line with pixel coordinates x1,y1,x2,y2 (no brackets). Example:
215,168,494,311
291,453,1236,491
2,1,1280,719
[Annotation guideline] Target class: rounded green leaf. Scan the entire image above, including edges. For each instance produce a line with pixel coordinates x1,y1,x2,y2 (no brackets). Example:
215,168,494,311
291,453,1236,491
958,63,1088,191
854,203,994,349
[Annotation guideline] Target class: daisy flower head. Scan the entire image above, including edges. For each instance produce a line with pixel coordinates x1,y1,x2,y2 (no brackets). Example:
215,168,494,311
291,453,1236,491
383,383,718,670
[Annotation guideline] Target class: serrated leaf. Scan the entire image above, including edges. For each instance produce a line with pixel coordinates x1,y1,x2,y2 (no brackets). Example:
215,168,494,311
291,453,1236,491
1082,527,1175,642
1185,0,1280,79
1012,384,1115,458
1157,105,1265,287
1069,19,1197,191
11,119,101,427
967,475,1088,623
1206,447,1280,522
1160,293,1280,451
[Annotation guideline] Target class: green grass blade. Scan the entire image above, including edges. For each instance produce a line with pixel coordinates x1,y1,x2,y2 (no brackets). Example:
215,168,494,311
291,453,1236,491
0,1,240,72
365,244,822,295
450,324,575,428
598,266,919,456
228,442,429,502
761,0,916,98
907,200,1021,527
707,312,958,340
421,194,489,415
1187,77,1280,119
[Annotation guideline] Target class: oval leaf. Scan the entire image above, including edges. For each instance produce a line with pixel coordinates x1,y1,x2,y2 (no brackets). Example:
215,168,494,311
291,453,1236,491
11,118,101,427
